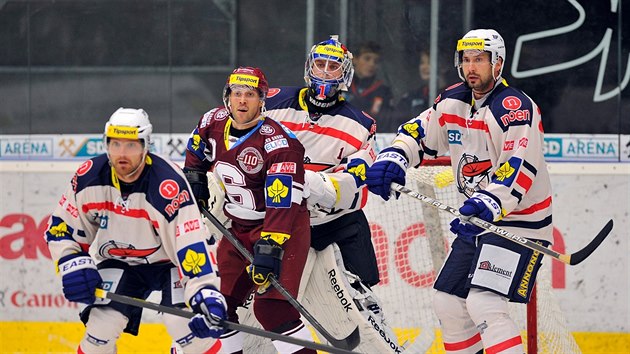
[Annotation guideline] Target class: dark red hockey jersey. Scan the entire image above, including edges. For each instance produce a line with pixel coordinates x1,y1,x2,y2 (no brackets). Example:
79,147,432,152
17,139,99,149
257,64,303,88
185,107,307,239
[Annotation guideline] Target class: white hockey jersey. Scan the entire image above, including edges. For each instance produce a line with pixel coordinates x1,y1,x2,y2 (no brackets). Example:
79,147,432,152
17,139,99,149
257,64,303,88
264,87,377,225
45,153,219,302
391,80,553,243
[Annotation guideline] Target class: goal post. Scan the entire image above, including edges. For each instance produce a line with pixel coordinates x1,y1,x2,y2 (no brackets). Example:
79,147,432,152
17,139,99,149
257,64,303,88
363,158,581,353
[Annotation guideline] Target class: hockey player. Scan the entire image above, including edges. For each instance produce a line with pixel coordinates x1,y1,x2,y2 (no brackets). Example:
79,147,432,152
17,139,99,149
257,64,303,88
44,108,226,354
365,29,553,353
263,36,401,353
184,67,315,354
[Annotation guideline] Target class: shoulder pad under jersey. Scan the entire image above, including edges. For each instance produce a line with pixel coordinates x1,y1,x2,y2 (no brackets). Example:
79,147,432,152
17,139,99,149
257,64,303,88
265,87,302,110
72,154,111,193
198,106,231,129
333,101,377,133
433,82,471,108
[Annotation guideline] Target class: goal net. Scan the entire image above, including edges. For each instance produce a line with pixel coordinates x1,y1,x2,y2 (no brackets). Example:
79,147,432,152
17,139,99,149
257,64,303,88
363,159,581,353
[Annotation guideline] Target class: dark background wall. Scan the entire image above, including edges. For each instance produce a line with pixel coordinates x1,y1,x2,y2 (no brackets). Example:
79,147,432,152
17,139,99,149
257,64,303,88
0,0,627,134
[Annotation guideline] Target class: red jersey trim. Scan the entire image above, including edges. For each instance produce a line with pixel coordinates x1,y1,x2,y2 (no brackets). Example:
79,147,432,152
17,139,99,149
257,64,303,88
516,171,533,192
509,196,552,216
281,122,363,150
82,201,160,229
440,113,488,131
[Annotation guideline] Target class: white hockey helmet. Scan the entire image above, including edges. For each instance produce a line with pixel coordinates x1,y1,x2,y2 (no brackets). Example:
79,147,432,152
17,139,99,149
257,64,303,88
304,35,354,101
454,29,506,81
103,107,153,150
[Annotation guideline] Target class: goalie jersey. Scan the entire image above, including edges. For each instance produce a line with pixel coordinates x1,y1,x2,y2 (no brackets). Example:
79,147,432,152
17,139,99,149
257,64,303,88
45,153,219,301
264,86,377,225
392,80,553,243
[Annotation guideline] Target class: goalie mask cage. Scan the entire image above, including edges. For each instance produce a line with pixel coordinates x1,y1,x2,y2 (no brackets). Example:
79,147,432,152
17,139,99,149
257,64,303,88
364,157,581,353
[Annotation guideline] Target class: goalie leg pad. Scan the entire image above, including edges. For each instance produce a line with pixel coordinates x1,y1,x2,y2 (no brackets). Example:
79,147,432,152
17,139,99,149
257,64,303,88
302,243,402,353
466,288,523,353
433,291,483,354
163,311,221,354
78,307,127,354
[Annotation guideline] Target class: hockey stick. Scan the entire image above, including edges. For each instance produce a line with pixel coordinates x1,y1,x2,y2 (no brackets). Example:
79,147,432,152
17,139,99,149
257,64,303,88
94,289,358,354
200,207,361,350
390,182,613,265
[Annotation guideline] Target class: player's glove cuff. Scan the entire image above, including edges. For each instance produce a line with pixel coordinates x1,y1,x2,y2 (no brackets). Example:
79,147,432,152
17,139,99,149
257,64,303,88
374,147,409,170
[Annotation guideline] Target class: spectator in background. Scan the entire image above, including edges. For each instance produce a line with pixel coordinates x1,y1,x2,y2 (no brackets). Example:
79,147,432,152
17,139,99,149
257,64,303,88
389,49,448,131
397,50,432,120
344,41,393,120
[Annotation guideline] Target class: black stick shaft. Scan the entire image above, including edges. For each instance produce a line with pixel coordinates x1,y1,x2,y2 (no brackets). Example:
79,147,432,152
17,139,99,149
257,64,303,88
94,289,358,354
391,182,613,266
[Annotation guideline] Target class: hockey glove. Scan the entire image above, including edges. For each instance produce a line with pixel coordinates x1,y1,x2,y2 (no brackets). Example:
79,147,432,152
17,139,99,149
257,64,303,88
450,192,503,244
188,287,227,338
57,252,102,305
247,237,284,288
305,170,337,210
183,168,209,209
365,147,409,201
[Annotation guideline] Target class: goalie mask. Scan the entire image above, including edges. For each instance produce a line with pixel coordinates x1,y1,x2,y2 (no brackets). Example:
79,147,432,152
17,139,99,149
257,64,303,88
103,107,153,152
222,66,269,112
454,29,506,82
304,35,354,102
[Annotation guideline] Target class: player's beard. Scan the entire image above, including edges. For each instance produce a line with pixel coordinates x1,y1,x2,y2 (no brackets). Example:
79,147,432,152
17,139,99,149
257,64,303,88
111,154,145,182
466,72,495,97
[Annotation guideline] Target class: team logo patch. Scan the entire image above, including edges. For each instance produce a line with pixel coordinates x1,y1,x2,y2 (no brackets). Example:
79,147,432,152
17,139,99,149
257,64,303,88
268,162,296,174
502,96,522,110
259,124,275,135
265,175,292,208
518,137,529,148
177,242,214,276
45,216,74,242
98,240,160,259
76,160,93,176
401,120,424,140
237,147,264,174
159,180,180,199
494,157,522,186
346,158,367,184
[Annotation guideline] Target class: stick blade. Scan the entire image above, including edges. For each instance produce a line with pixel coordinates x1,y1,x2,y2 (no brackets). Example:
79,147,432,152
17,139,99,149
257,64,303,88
569,219,614,265
325,325,361,351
